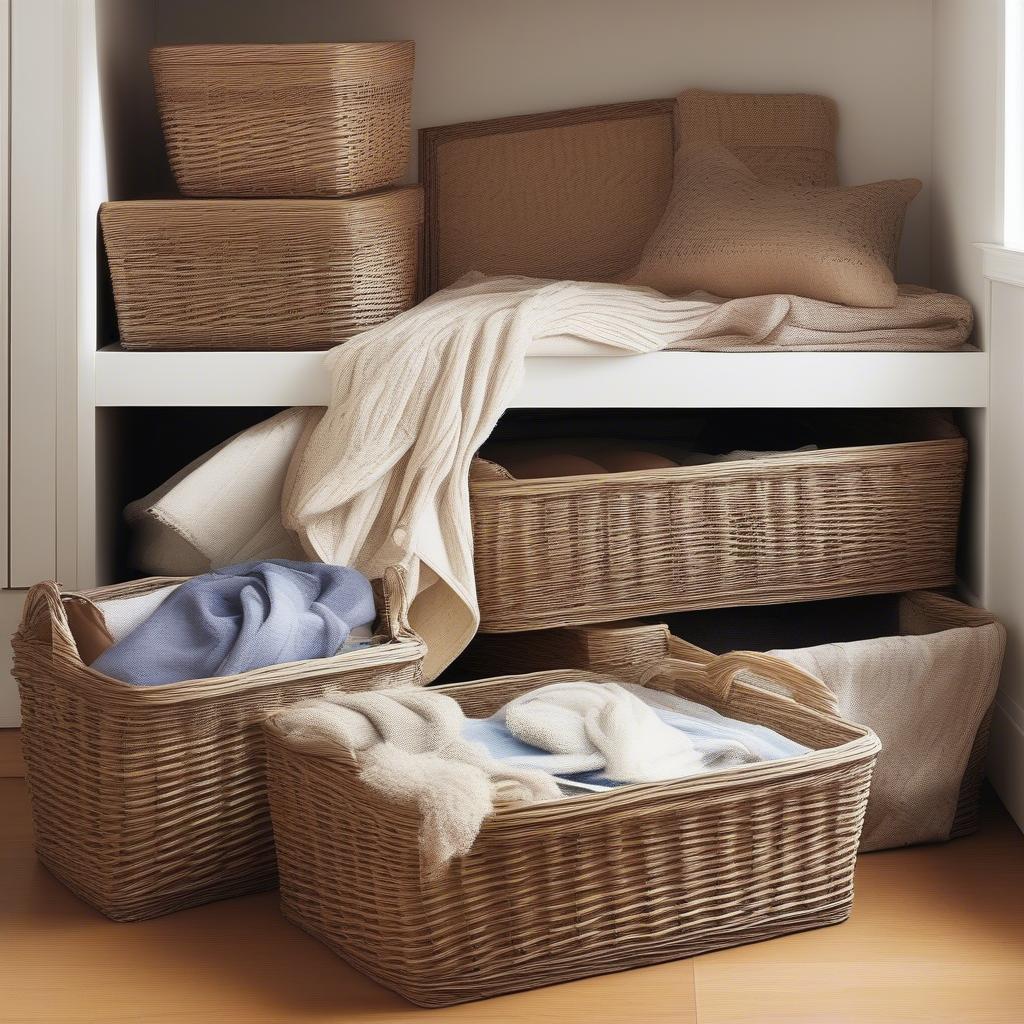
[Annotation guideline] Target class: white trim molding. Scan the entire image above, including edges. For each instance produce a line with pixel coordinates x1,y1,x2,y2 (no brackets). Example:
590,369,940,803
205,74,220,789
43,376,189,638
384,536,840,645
981,246,1024,831
978,242,1024,288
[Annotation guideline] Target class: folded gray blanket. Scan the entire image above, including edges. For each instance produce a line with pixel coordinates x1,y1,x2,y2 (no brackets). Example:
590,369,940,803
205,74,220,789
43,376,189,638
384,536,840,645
91,559,375,685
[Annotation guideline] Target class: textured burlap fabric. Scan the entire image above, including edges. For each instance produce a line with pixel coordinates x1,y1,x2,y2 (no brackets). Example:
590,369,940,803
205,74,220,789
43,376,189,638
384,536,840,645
629,145,921,307
435,114,674,287
772,622,1004,851
676,88,838,187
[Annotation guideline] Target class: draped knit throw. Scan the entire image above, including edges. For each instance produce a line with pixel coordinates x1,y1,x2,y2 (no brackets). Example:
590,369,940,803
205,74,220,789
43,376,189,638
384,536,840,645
282,274,973,677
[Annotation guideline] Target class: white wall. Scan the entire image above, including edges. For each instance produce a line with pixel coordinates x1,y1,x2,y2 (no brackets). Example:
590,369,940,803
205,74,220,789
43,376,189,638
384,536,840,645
154,0,936,284
932,0,1024,832
932,0,1004,605
932,0,1004,314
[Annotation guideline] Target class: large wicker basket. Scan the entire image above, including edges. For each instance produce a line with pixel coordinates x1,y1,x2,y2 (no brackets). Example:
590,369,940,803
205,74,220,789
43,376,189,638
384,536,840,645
264,657,879,1006
100,188,422,350
470,428,966,632
13,567,425,921
453,590,1001,845
151,43,415,197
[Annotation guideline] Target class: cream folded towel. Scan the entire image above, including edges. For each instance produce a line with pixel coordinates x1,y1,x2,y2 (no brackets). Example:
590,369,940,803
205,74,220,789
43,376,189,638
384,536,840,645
504,681,703,782
274,688,561,874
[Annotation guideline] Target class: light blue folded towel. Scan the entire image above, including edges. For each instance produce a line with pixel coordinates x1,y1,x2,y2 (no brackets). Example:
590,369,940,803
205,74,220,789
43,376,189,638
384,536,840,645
462,680,809,789
91,559,376,685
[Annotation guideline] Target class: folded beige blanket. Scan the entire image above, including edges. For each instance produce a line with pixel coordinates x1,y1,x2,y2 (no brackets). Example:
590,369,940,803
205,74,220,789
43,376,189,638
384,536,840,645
283,274,972,677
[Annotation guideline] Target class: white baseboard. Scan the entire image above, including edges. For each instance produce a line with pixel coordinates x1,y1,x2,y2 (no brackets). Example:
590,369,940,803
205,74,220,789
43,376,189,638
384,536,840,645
988,701,1024,833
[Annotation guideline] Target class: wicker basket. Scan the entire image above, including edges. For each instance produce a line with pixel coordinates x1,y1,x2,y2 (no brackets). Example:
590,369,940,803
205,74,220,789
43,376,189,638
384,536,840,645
12,567,425,921
264,657,879,1006
470,429,966,632
151,43,414,197
453,590,1001,844
101,189,422,350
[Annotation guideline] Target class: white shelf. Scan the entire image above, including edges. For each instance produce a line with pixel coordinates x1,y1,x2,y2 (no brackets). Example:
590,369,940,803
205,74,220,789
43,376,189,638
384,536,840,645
94,346,991,409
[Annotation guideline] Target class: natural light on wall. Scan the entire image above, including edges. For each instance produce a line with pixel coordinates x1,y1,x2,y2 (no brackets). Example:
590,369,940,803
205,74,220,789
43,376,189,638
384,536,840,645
1006,0,1024,248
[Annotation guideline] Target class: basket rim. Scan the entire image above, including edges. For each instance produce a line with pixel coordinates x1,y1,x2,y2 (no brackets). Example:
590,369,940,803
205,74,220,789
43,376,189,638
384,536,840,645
470,435,967,491
99,186,424,221
150,41,415,58
263,665,880,828
15,568,425,704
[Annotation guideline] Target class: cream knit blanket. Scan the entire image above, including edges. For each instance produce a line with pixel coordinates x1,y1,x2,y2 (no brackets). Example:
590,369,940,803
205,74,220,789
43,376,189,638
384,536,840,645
273,687,560,874
282,274,972,677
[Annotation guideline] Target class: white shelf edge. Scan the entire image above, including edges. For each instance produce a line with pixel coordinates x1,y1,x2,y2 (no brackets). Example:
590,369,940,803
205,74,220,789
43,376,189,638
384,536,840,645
979,242,1024,288
94,346,991,409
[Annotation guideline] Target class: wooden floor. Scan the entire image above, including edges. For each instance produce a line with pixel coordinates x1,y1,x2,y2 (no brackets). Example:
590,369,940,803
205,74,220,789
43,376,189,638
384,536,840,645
1,779,1022,1024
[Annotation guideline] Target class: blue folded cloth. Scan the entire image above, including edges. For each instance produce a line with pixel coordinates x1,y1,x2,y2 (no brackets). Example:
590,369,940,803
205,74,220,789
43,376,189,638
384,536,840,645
91,559,376,685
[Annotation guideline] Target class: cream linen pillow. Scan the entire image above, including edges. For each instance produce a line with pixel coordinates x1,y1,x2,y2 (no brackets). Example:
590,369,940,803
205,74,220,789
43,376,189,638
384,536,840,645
631,145,921,308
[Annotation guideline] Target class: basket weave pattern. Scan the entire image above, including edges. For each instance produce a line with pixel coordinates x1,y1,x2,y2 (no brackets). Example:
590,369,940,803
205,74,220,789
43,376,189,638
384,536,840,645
264,660,878,1006
151,43,414,197
101,189,423,350
13,569,425,921
470,439,966,632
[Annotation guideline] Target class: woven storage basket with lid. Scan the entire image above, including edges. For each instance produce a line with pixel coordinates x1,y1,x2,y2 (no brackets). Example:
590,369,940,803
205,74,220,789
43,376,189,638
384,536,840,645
263,657,879,1006
13,567,425,921
470,422,966,632
100,188,422,350
151,42,415,197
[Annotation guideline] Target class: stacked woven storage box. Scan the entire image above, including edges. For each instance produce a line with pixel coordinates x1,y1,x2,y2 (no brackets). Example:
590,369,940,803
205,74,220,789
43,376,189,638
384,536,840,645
15,44,431,923
102,43,422,350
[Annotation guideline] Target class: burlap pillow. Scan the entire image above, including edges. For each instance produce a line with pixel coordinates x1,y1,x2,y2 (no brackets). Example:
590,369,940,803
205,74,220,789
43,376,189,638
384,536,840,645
676,89,838,187
631,145,921,307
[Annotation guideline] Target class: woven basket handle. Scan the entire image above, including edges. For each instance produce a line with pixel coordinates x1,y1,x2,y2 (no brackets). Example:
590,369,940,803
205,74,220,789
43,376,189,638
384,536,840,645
639,651,838,718
710,651,838,717
17,581,81,662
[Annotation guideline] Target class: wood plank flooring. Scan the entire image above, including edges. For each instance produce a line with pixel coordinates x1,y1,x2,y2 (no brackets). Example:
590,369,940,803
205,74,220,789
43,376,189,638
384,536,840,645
1,778,1022,1024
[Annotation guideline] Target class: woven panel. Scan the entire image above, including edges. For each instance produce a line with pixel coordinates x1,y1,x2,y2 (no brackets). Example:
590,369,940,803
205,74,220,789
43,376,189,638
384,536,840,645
470,437,966,632
12,569,425,921
151,43,414,197
676,88,838,187
264,663,877,1006
101,189,422,350
421,101,675,291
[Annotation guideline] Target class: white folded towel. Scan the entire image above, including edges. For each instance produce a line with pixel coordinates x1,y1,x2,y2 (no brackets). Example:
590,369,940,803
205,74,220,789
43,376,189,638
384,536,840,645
504,681,703,782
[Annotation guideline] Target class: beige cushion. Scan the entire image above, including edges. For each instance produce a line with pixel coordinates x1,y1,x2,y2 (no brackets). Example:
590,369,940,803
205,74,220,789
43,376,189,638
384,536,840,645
676,89,838,187
630,145,921,308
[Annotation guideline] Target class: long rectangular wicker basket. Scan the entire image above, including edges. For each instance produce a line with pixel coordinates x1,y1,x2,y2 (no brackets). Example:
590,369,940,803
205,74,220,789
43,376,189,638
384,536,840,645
470,427,966,632
100,187,423,350
12,567,425,921
263,656,879,1006
453,590,1001,846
